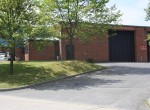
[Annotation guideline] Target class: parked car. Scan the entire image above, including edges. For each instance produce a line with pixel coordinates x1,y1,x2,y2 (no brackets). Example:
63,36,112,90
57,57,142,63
7,55,21,61
0,52,21,61
0,52,8,61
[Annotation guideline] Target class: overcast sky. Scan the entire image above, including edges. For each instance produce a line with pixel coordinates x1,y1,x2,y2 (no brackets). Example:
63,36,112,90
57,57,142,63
108,0,150,26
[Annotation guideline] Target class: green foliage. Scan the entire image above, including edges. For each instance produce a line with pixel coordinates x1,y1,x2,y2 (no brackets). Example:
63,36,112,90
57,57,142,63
0,0,40,74
0,0,55,74
0,0,36,48
147,34,150,45
30,40,53,51
145,1,150,21
145,2,150,45
42,0,122,42
0,0,54,50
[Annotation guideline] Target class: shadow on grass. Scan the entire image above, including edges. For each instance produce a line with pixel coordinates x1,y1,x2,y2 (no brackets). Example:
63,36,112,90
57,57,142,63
0,63,68,86
0,61,101,87
57,61,101,73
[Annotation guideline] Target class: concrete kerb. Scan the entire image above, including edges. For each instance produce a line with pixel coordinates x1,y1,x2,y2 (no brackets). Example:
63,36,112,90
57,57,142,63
0,68,106,92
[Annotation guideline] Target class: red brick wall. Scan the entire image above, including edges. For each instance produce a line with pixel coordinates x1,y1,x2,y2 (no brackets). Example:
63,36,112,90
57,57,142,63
15,25,150,62
24,54,29,61
15,48,24,60
60,26,150,62
134,28,147,62
115,26,149,62
28,43,56,61
60,37,109,62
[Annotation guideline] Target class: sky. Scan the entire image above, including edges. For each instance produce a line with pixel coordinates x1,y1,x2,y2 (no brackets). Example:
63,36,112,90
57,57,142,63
108,0,150,26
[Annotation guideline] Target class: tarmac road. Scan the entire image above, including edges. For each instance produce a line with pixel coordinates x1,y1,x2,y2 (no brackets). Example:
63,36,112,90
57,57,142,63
0,63,150,110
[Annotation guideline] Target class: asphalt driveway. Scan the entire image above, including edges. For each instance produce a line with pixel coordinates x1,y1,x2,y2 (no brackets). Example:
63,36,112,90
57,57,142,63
1,63,150,110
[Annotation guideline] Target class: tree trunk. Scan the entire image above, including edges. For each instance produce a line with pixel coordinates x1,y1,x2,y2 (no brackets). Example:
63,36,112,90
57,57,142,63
69,36,73,46
9,47,15,75
10,54,14,75
9,52,14,75
13,48,15,61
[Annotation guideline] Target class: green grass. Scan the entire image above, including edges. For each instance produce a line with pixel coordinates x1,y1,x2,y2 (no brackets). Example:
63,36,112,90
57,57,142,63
0,60,103,89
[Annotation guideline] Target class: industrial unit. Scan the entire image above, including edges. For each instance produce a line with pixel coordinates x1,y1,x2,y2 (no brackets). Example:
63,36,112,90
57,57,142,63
12,25,150,62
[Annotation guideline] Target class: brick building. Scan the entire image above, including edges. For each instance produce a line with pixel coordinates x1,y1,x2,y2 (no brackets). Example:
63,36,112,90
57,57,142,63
15,25,150,62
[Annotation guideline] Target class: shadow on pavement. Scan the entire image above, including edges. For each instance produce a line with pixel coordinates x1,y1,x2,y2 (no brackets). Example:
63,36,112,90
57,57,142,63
30,65,150,91
31,74,121,90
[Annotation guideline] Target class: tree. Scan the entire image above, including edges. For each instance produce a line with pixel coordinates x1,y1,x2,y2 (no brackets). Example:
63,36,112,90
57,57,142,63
145,2,150,44
0,0,51,75
145,1,150,21
43,0,122,59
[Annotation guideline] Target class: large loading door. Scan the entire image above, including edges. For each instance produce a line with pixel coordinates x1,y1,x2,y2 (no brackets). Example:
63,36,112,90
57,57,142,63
109,30,135,62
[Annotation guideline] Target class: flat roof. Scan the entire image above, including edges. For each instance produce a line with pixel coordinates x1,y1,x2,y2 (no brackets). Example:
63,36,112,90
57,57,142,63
118,24,150,28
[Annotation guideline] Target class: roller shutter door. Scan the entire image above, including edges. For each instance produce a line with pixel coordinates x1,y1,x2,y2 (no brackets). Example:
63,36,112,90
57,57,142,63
109,30,135,62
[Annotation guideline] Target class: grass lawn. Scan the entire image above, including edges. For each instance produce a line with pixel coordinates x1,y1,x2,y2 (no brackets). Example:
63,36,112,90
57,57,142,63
0,60,104,89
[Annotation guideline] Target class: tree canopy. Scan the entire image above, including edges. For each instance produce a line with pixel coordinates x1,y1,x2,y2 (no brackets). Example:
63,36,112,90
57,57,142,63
0,0,52,75
145,1,150,21
145,1,150,44
41,0,121,59
42,0,122,42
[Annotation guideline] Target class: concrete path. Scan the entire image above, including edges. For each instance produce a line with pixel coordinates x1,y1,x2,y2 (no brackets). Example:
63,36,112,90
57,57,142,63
0,63,150,110
0,95,113,110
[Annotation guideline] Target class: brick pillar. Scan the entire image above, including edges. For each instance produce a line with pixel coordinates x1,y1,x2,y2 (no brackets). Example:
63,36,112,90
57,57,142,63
135,28,148,62
59,39,66,60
